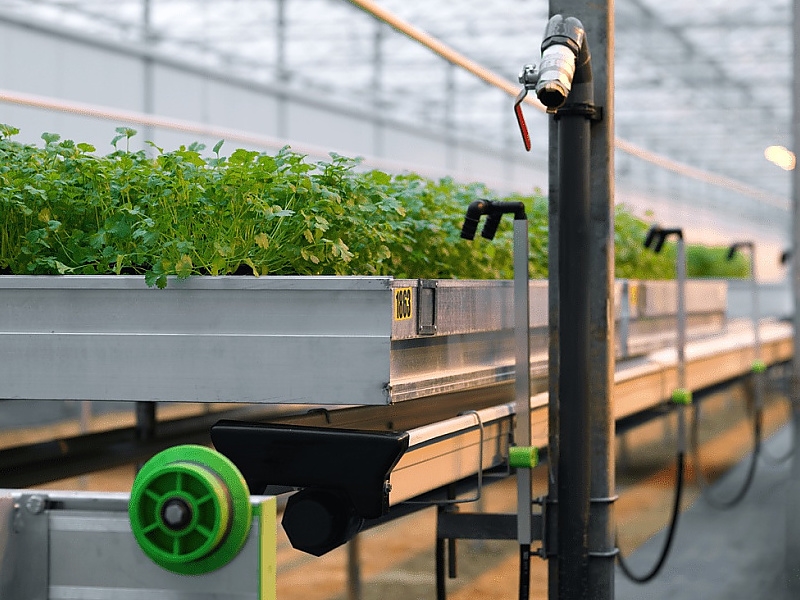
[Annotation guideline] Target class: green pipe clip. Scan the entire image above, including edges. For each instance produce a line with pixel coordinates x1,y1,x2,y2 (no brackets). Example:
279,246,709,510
509,445,539,469
128,444,253,575
751,360,767,374
671,388,693,405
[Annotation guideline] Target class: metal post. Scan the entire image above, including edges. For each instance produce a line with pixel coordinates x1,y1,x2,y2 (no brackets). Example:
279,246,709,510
276,0,288,138
135,401,156,471
676,238,688,455
546,88,561,600
514,217,533,599
546,2,615,598
750,250,761,363
555,67,593,600
787,1,800,585
142,0,155,149
371,21,385,158
347,535,362,600
445,62,457,170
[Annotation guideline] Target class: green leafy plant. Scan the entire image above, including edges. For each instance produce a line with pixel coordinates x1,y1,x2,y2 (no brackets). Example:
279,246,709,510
0,125,742,286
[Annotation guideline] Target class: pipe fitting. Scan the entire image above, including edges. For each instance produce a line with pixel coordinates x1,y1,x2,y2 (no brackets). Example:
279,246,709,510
535,15,589,110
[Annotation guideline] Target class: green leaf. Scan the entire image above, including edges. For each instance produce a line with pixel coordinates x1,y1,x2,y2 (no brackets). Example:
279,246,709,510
41,132,61,145
175,254,193,278
115,127,137,139
213,139,225,155
254,233,269,249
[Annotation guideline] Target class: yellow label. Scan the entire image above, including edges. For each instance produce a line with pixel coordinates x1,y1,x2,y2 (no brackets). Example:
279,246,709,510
628,282,639,309
394,287,413,321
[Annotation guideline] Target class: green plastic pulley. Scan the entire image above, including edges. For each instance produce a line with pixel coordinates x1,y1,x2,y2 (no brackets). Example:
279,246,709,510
129,444,252,575
509,446,539,469
751,360,767,374
671,388,693,405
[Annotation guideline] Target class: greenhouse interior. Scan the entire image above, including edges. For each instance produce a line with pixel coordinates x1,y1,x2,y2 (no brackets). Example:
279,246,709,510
0,1,798,599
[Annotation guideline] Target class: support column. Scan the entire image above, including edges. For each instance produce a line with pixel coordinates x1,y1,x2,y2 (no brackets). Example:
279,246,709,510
786,0,800,591
142,0,155,149
546,2,615,599
276,0,289,138
371,21,386,158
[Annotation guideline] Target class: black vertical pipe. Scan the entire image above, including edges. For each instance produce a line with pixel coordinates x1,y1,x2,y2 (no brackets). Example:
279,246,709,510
135,401,157,471
557,58,593,600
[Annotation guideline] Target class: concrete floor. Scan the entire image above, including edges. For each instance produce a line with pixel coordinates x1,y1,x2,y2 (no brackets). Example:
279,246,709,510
616,423,796,600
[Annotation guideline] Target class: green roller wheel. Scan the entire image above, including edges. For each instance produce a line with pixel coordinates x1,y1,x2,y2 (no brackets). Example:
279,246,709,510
129,445,252,575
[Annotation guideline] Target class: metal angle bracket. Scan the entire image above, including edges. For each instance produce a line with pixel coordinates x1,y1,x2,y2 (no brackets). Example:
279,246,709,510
0,493,50,600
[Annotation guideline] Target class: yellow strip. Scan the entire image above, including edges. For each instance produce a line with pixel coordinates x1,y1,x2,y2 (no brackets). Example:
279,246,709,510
258,497,277,600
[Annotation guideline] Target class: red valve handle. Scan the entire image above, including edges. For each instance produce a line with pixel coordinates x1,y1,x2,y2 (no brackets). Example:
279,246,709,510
513,88,531,152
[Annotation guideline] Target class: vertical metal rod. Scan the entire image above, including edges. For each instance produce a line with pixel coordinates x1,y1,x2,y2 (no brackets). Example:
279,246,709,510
546,103,560,600
445,62,457,170
515,218,533,548
787,0,800,589
750,250,761,362
556,82,592,600
436,534,446,600
276,0,288,138
676,238,687,454
79,400,92,489
544,5,615,600
134,401,156,471
749,249,765,419
619,280,630,358
584,3,616,597
141,0,155,148
371,21,385,157
514,216,533,600
448,539,457,579
347,535,362,600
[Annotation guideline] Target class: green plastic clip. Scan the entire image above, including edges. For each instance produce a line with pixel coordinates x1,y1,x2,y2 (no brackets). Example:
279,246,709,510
751,360,767,374
509,446,539,469
671,388,693,405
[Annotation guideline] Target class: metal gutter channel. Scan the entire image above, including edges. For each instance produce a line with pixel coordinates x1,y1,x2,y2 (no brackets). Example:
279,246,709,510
387,319,792,506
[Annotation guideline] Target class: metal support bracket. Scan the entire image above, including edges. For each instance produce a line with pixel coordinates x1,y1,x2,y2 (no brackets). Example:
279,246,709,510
553,102,603,121
417,279,438,335
0,494,49,600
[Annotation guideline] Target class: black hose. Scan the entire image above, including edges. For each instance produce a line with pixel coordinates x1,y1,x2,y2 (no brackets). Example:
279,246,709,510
759,423,794,466
692,400,762,510
759,386,795,466
616,451,685,583
518,544,531,600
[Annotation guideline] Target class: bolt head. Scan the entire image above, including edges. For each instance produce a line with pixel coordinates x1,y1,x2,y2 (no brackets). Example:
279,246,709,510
25,495,46,515
161,498,193,531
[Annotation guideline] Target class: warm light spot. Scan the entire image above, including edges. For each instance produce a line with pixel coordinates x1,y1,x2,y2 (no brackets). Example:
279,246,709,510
764,145,796,171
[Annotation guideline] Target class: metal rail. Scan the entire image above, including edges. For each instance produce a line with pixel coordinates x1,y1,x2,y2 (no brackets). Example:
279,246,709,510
1,318,790,493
